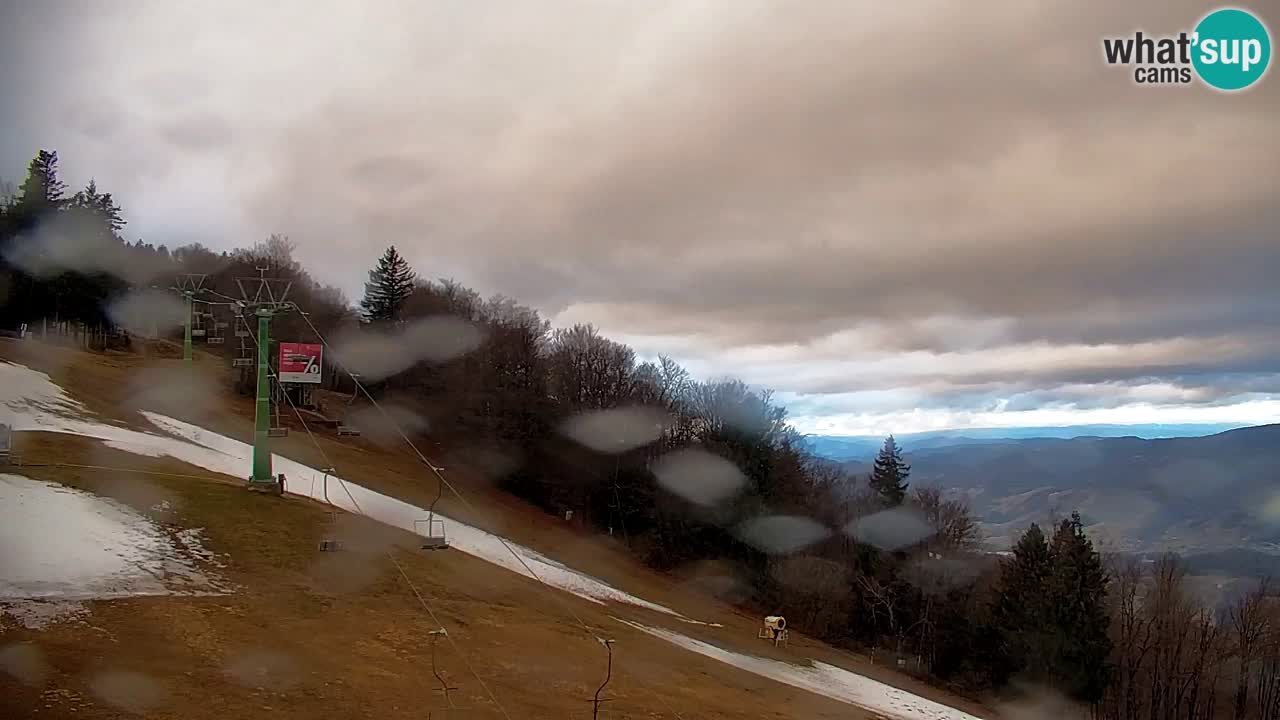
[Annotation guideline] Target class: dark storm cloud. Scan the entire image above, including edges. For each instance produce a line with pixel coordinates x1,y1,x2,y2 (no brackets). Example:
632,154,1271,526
2,0,1276,428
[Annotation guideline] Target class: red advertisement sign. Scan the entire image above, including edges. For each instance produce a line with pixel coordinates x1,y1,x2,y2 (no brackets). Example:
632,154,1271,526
278,342,323,384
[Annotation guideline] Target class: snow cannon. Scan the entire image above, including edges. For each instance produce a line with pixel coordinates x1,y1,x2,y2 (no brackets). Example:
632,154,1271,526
758,616,789,647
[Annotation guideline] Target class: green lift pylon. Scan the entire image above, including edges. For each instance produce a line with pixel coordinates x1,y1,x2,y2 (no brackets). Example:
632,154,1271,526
183,291,194,367
173,274,207,368
248,310,276,491
236,270,294,495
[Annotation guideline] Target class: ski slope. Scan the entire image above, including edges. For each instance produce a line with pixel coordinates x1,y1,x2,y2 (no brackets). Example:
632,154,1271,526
1,357,987,719
0,359,695,618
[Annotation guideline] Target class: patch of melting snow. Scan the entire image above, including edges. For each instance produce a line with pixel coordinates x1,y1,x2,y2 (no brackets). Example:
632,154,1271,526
0,473,230,628
1,360,707,623
615,618,985,720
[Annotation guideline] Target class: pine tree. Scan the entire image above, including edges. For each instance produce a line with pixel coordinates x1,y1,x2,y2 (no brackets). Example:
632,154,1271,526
1047,511,1113,704
989,523,1054,684
17,149,66,209
360,245,416,323
71,179,125,237
869,435,910,506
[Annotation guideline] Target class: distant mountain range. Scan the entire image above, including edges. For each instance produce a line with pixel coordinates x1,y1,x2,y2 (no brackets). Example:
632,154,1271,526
803,424,1250,460
832,424,1280,557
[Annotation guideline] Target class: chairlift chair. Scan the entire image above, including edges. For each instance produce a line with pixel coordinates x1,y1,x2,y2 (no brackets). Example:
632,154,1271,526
191,309,207,337
318,509,342,551
336,374,362,436
413,478,449,550
233,332,253,367
267,379,289,437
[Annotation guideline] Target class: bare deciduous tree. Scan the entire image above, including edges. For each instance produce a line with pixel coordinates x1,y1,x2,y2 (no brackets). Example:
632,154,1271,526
911,486,979,550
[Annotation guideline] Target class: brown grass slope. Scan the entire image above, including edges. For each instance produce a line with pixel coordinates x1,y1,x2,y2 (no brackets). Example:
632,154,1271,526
0,339,991,719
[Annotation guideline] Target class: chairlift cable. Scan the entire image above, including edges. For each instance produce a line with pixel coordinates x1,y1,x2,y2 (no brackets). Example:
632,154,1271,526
233,313,514,720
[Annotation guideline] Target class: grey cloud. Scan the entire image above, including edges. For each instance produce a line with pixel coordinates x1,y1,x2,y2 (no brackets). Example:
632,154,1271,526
243,0,1276,354
159,112,236,150
4,0,1277,419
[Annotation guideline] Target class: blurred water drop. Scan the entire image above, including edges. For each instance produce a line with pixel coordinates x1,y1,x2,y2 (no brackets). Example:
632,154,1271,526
845,507,934,551
126,365,223,424
0,642,50,686
306,513,399,594
449,443,520,482
403,315,486,363
88,670,169,714
902,552,981,592
677,560,749,603
771,556,848,593
332,316,485,381
737,515,830,555
107,290,187,338
1262,494,1280,523
561,406,668,453
92,470,183,517
223,647,302,689
307,551,383,595
344,403,429,447
652,449,747,507
331,512,405,555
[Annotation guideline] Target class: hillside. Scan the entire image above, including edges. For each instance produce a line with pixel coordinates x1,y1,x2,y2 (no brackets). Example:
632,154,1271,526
0,339,991,720
804,424,1250,461
843,428,1280,554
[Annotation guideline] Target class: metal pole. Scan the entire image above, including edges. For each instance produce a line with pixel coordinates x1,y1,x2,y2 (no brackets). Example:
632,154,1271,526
183,292,193,367
249,311,274,488
592,640,615,720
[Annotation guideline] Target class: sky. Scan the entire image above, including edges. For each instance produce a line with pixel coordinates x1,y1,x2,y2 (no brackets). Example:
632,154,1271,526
1,0,1277,436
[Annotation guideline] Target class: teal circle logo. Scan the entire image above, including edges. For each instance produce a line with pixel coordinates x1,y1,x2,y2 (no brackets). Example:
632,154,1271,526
1192,8,1271,91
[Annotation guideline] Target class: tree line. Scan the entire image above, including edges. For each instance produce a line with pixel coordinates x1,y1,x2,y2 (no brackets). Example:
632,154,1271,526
4,150,1274,716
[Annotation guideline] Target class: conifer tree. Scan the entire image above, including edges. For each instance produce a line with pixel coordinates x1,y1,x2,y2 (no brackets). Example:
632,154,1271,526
17,149,66,209
989,523,1054,684
71,179,125,237
869,435,910,506
360,245,416,323
1047,511,1113,704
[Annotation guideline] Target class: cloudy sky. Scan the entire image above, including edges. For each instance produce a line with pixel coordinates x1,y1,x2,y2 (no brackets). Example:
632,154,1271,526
2,0,1277,435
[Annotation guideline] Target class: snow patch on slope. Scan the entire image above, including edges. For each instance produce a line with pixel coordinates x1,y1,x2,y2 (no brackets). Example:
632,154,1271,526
0,473,230,628
616,618,985,720
1,359,699,621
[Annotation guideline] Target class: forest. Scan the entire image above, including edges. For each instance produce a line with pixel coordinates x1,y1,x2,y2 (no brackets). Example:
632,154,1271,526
5,150,1280,718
